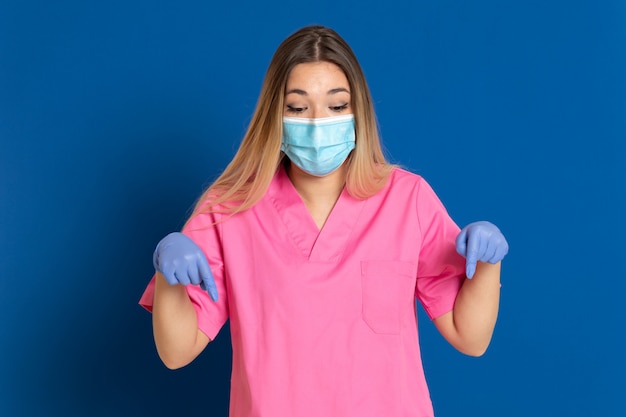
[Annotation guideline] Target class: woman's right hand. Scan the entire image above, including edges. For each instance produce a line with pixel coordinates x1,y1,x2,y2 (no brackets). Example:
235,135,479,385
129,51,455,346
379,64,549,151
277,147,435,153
153,232,218,302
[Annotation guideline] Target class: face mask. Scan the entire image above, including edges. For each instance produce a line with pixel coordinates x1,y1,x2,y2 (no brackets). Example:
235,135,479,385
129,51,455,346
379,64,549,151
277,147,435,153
281,114,356,177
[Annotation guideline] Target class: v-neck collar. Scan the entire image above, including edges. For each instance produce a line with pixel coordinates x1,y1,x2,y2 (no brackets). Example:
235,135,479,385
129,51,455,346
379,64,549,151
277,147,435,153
268,166,366,262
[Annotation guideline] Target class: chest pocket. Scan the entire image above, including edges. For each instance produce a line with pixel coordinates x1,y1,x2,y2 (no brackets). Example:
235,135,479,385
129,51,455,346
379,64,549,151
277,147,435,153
360,260,417,335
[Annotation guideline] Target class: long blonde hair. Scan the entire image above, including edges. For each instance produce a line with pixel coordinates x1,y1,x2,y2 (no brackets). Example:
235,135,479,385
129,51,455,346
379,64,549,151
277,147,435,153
192,25,393,217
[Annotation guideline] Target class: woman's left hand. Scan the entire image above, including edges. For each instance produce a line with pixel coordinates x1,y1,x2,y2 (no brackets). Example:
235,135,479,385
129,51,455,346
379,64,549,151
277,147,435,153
456,221,509,279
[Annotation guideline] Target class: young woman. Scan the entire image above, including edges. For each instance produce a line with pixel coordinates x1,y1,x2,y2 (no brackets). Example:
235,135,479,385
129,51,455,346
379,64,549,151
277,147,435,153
140,25,508,416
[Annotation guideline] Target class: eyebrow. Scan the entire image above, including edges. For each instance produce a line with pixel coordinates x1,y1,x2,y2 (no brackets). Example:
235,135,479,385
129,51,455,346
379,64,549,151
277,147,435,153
285,87,350,96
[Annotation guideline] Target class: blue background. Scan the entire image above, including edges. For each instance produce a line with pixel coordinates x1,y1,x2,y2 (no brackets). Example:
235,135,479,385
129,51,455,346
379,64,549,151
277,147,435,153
1,1,624,416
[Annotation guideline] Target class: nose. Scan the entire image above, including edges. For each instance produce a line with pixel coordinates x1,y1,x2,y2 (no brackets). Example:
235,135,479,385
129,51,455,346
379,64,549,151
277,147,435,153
310,104,327,120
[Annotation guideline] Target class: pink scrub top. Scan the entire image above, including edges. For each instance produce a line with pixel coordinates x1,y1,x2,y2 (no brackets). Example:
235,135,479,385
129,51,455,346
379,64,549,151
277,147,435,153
140,166,465,417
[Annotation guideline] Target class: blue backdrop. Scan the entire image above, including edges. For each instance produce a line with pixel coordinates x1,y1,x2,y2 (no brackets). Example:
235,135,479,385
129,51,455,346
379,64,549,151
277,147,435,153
1,1,624,416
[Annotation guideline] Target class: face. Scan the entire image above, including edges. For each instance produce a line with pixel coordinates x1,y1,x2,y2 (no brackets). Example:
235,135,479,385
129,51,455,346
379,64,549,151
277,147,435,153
283,62,352,119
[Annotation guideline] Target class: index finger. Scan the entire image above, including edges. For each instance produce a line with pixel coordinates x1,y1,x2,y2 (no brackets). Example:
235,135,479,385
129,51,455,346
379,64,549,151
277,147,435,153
198,257,218,302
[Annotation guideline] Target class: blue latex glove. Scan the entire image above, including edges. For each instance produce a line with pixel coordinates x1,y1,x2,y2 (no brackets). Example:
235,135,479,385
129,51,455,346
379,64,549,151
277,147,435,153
455,221,509,279
153,232,218,302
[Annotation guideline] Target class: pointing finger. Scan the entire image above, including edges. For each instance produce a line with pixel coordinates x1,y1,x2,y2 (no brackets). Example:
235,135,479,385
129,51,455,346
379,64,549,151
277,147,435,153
198,257,218,302
465,230,483,279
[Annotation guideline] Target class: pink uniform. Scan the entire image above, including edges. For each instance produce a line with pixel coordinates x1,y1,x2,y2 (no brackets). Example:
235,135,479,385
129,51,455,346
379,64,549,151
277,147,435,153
140,167,465,417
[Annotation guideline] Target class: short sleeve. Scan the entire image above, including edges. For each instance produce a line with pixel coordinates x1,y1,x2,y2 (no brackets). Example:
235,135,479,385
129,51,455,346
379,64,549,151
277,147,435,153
414,179,465,320
138,210,230,341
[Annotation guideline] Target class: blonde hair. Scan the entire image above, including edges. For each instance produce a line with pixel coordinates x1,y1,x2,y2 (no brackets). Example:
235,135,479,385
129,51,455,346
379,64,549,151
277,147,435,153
192,25,393,217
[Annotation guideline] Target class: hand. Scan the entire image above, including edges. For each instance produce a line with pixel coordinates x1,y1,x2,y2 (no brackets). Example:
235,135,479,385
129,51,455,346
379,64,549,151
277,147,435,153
455,221,509,279
153,232,218,301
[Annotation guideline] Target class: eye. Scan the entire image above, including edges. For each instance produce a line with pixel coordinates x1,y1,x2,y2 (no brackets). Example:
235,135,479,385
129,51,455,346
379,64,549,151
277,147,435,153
330,103,349,112
286,105,307,114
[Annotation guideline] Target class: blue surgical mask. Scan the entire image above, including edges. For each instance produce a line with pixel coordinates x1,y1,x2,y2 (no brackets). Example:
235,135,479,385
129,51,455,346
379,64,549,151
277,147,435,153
281,114,356,177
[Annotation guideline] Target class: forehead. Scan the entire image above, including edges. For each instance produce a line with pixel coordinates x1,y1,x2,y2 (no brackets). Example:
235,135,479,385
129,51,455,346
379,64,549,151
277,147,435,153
285,62,349,91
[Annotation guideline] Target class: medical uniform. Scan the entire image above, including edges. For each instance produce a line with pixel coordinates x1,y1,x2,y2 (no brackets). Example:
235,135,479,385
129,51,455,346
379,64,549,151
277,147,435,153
140,166,466,417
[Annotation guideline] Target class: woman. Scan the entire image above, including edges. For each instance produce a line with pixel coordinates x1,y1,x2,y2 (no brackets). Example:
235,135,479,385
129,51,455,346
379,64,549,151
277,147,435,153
140,25,508,416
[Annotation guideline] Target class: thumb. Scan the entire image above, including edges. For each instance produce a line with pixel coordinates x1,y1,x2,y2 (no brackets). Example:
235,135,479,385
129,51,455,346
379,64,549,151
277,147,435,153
455,227,468,257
